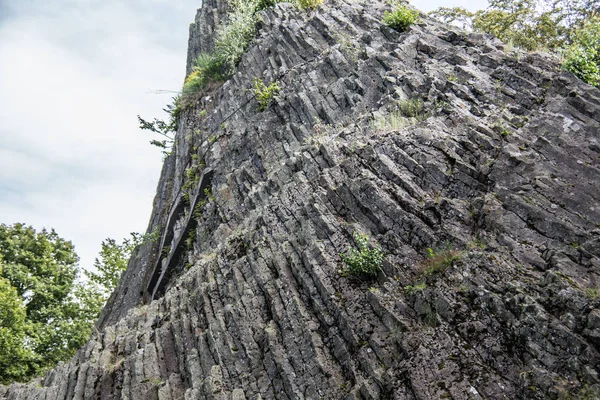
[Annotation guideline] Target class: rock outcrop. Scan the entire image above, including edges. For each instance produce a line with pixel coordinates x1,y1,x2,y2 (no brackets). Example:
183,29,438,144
2,0,600,398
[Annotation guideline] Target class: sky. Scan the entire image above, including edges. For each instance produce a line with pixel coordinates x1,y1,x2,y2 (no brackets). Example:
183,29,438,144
0,0,485,272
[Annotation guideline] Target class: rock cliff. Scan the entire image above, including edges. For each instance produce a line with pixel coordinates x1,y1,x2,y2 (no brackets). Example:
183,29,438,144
2,0,600,398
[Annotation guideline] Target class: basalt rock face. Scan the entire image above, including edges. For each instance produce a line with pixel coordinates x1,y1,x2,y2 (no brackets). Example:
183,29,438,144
3,1,600,399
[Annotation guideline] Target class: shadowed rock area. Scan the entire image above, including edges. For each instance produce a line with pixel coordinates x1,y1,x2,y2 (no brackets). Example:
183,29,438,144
2,0,600,398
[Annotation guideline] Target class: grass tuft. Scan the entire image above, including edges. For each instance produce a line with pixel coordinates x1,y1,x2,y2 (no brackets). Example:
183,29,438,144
421,247,462,276
382,4,419,32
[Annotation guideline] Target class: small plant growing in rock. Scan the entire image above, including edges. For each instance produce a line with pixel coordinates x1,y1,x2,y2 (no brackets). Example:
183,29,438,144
398,98,425,119
108,357,125,373
421,247,462,276
256,0,284,10
193,202,205,221
382,4,419,32
371,109,406,133
145,377,164,386
203,187,215,202
585,288,600,299
404,282,427,295
185,228,197,250
340,233,383,278
253,78,280,111
298,0,323,10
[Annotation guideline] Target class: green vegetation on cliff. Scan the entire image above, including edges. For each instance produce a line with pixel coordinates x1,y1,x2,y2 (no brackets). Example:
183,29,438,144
181,0,260,106
382,4,420,32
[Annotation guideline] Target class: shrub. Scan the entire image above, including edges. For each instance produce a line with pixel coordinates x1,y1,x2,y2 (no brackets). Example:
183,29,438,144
214,0,259,75
180,0,259,108
253,78,281,111
298,0,323,10
340,233,384,278
182,53,225,96
138,96,180,155
382,4,419,32
564,46,600,87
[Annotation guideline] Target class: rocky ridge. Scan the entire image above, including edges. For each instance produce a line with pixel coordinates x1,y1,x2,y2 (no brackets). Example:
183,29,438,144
2,0,600,398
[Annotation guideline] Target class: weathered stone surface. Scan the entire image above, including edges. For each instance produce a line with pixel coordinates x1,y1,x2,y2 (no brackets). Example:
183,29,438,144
2,0,600,398
185,0,229,75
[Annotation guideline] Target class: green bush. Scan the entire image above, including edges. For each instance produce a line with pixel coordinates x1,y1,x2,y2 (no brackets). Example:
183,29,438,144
382,4,419,32
182,54,225,97
180,0,259,107
253,78,281,111
214,0,259,75
340,233,384,278
563,16,600,87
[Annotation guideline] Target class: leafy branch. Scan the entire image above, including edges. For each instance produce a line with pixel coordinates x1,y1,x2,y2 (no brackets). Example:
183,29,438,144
137,97,182,154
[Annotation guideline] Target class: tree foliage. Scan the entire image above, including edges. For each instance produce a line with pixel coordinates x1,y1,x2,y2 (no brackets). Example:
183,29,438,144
0,224,142,384
430,0,599,86
85,233,142,298
431,0,596,50
0,223,88,382
0,261,31,383
563,16,600,86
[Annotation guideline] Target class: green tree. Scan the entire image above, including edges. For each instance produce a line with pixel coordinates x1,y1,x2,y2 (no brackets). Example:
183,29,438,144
0,224,145,384
430,0,600,86
0,223,92,382
0,259,34,383
430,0,599,49
563,16,600,86
86,233,142,299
